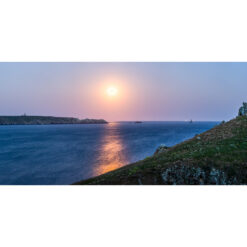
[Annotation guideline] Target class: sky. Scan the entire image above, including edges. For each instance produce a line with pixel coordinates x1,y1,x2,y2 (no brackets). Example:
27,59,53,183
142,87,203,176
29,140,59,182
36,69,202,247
0,62,247,121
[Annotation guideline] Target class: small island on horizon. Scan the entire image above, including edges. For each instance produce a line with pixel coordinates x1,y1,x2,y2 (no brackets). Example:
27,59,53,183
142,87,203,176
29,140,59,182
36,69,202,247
0,115,108,125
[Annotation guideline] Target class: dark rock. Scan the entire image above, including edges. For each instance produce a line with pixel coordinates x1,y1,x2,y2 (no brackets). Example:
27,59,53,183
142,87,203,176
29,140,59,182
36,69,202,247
238,102,247,116
154,144,169,155
161,164,235,185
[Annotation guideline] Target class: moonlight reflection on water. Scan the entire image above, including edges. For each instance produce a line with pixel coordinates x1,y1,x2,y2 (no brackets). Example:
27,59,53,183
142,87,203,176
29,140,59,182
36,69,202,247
94,123,126,176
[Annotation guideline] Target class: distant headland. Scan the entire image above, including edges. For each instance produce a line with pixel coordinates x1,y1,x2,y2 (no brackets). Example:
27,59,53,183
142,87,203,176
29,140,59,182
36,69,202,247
0,115,108,125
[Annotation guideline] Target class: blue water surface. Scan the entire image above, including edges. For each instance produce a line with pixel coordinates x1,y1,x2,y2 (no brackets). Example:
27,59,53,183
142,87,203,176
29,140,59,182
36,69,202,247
0,121,218,185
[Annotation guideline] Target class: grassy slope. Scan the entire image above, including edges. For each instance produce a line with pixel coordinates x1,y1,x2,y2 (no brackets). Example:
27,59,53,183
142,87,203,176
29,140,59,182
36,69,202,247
74,116,247,185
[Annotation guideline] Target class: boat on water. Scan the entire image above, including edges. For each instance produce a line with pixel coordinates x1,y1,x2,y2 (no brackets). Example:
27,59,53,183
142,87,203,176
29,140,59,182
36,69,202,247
135,121,142,124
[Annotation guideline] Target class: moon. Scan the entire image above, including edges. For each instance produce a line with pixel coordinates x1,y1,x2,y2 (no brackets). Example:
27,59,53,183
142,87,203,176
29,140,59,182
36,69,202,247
106,87,118,96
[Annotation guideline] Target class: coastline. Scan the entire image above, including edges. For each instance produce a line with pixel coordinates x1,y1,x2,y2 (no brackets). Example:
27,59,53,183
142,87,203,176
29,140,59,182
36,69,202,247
74,116,247,185
0,116,108,125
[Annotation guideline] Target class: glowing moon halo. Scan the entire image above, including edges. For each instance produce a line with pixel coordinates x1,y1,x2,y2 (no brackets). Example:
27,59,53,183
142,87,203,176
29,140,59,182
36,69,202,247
106,87,118,96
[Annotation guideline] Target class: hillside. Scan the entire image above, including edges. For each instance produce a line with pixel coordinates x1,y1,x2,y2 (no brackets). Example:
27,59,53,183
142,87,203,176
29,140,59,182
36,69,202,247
74,116,247,185
0,116,107,125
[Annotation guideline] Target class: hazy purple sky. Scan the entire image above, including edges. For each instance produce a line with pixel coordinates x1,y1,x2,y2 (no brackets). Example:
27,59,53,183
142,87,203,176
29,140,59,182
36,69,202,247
0,62,246,121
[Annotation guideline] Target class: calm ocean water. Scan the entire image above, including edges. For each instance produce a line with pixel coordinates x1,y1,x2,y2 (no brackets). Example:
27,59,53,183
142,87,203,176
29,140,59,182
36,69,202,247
0,121,218,185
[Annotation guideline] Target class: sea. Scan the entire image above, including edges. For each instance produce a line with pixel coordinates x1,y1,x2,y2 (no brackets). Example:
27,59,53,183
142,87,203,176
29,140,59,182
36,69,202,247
0,121,219,185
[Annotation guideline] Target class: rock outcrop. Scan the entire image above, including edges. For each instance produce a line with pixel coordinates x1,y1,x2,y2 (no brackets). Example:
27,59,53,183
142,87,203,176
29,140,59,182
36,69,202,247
154,144,169,155
238,102,247,116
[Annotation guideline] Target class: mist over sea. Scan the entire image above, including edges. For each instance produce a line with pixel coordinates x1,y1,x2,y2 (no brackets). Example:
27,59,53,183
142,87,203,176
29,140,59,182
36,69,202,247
0,121,218,185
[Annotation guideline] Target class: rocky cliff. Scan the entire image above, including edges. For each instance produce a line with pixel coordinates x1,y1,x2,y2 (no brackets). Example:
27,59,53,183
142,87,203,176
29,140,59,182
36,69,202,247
75,116,247,185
